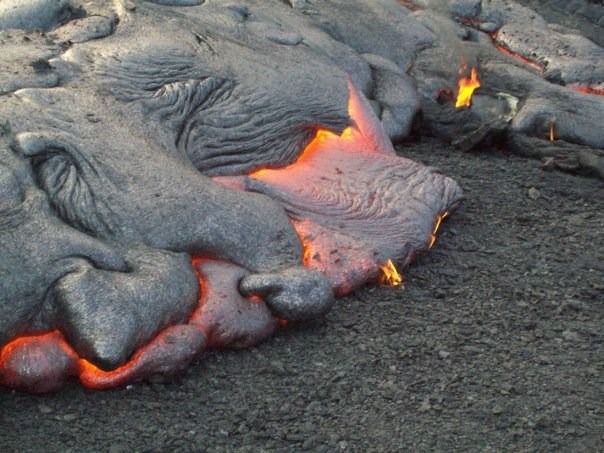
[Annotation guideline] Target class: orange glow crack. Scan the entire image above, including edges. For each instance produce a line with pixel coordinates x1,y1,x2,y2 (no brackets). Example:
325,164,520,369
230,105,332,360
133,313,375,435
490,32,544,72
567,83,604,97
397,0,420,11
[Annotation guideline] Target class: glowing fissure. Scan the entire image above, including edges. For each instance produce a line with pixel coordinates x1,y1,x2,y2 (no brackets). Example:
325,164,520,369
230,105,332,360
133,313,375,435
567,83,604,97
550,123,555,141
487,34,604,98
429,212,449,249
488,31,544,72
0,82,461,392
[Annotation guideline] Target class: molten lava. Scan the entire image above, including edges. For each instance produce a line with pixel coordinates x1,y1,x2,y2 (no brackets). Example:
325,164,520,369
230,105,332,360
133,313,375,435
380,259,403,287
252,128,344,178
245,80,461,295
0,331,78,393
0,81,462,393
567,83,604,97
455,67,481,108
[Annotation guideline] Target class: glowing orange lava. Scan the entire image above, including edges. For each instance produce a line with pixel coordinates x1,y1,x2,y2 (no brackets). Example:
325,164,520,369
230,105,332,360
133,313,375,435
567,83,604,96
455,67,481,108
252,129,345,179
0,330,78,374
380,259,403,287
496,44,543,71
0,330,79,393
78,350,146,388
247,80,402,295
0,256,272,391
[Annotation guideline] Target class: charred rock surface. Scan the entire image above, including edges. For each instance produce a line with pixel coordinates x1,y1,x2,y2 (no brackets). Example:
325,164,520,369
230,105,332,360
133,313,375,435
0,0,602,392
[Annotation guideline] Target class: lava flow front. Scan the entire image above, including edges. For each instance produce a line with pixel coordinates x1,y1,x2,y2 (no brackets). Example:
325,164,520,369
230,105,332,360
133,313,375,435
240,81,463,296
0,260,280,393
0,82,462,393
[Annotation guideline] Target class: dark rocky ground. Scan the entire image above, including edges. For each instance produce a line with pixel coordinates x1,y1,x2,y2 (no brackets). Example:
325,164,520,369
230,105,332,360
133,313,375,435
1,137,602,452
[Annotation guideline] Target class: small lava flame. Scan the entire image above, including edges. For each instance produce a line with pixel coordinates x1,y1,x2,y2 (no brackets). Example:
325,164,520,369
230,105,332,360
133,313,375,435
455,67,481,108
428,212,449,249
549,123,555,141
380,259,403,287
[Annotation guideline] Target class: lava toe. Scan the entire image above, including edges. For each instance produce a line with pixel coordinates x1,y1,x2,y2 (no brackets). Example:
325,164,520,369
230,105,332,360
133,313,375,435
239,267,335,321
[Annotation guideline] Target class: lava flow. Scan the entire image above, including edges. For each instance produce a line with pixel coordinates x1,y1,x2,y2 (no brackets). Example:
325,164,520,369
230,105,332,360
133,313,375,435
0,259,279,392
550,122,555,141
455,67,481,108
244,81,462,295
397,0,419,11
428,211,449,249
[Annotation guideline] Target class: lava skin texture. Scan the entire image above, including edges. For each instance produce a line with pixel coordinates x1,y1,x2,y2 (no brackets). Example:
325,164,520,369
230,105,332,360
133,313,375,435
1,0,602,392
